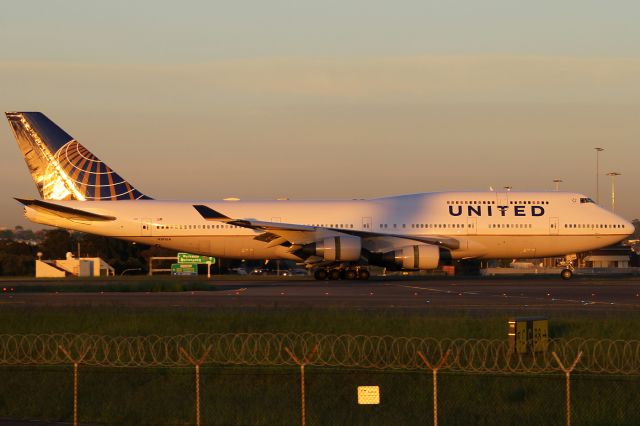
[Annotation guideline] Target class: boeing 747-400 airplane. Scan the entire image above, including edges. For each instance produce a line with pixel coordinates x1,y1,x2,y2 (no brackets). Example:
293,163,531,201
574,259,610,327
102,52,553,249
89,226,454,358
5,112,634,280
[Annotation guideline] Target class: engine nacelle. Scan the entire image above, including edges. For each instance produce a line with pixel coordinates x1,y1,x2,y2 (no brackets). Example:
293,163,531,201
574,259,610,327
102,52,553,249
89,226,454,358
385,244,440,270
301,236,362,262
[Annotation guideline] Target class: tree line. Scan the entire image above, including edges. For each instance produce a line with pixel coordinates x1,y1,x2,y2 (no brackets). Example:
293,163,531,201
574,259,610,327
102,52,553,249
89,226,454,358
0,228,267,277
0,229,173,276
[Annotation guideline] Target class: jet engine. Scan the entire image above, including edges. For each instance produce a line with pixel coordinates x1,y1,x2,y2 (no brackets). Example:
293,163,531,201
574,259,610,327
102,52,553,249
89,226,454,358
300,236,362,262
382,244,440,270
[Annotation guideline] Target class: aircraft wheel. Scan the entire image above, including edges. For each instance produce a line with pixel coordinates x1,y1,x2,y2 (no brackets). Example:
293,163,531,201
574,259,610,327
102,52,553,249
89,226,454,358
328,269,342,280
345,269,358,280
560,269,573,280
314,269,328,280
358,269,370,280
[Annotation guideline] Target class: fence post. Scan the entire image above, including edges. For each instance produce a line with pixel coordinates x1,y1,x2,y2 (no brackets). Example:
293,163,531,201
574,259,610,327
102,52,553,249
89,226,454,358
284,344,318,426
417,350,451,426
58,345,89,426
552,351,583,426
179,346,212,426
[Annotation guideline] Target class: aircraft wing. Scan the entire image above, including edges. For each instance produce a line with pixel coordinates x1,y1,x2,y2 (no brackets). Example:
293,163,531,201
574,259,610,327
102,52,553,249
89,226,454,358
193,204,460,250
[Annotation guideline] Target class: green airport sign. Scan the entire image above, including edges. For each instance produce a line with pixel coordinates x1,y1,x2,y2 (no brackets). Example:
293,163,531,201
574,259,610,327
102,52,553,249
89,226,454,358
177,252,215,264
171,263,198,276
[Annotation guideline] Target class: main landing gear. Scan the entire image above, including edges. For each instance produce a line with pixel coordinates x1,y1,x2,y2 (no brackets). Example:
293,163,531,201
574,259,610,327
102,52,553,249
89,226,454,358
313,267,370,281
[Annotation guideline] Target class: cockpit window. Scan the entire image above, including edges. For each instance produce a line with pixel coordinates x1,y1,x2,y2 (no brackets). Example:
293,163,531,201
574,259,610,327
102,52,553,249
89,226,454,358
580,197,595,203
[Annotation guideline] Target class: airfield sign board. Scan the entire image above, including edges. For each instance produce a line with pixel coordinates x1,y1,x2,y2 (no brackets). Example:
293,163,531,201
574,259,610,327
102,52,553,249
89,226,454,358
171,263,198,276
177,253,215,264
357,386,380,405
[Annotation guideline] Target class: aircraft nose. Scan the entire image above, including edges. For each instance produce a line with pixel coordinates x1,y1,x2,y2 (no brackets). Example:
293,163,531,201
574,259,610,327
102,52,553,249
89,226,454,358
624,219,636,236
608,210,635,236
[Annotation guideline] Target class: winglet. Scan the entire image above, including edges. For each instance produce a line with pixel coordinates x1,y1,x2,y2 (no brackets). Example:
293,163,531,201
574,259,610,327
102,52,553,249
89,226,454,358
192,205,257,228
193,205,232,221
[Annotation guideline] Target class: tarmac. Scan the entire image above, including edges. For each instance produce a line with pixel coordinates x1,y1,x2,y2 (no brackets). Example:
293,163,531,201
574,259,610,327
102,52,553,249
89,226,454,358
2,276,640,311
0,421,76,426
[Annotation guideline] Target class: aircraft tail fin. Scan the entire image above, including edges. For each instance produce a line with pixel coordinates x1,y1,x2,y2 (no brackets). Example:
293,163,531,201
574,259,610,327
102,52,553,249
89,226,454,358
5,112,150,201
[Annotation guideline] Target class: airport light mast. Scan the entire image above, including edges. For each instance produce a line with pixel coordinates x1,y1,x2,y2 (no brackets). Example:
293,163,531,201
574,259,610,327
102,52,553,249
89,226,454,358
553,179,563,191
606,172,621,213
594,147,604,203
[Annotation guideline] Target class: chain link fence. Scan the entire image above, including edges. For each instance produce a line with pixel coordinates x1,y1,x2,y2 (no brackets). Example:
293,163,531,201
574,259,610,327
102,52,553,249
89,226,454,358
1,333,639,425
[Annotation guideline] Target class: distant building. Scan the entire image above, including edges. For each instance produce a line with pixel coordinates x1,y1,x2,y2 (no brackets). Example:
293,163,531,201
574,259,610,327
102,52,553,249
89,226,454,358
480,243,636,276
580,245,630,269
36,252,115,278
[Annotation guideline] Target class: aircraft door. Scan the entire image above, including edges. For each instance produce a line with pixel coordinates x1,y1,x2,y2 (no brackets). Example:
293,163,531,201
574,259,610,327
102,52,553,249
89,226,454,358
467,218,477,235
141,218,153,236
549,217,559,235
362,217,372,230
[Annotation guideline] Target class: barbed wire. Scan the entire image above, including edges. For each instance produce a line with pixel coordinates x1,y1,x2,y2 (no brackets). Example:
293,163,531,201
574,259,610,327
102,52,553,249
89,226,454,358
1,333,640,374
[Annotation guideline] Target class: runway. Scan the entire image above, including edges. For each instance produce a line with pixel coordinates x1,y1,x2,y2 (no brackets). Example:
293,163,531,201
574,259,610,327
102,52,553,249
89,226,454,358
2,276,640,311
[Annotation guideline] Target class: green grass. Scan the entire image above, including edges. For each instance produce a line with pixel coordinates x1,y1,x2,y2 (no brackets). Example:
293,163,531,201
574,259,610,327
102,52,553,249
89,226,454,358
0,366,638,425
1,307,640,424
0,306,639,339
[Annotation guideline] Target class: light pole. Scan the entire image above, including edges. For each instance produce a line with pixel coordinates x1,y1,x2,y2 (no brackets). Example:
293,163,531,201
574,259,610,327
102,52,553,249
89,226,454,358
553,179,563,192
594,148,604,203
606,172,621,213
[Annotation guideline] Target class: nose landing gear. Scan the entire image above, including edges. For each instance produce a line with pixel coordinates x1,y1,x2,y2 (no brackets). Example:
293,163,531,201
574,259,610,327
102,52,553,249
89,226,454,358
560,258,576,280
560,268,573,280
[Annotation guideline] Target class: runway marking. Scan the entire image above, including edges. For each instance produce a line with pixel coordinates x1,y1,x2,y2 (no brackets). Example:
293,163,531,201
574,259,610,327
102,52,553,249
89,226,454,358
387,283,640,308
389,284,478,296
225,287,247,296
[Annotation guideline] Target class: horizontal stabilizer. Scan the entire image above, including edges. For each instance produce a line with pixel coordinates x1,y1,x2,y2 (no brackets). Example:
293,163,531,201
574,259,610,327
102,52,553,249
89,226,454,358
15,198,116,221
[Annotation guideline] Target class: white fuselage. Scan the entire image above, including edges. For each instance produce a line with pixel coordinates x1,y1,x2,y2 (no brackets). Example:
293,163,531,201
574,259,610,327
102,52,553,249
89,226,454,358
24,191,633,262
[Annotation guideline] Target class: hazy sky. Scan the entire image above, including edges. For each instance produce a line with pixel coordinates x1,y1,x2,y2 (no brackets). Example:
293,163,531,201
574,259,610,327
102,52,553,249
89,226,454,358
1,1,639,227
